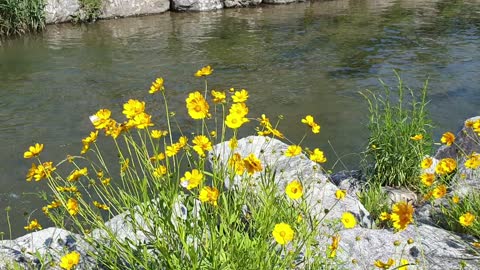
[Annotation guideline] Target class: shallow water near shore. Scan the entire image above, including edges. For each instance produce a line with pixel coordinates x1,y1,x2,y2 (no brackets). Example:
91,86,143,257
1,0,480,237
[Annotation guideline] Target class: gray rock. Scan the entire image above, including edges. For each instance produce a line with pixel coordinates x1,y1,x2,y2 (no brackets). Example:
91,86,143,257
435,116,480,161
336,223,480,270
44,0,80,24
210,136,373,228
171,0,223,11
262,0,298,4
0,227,93,269
224,0,262,8
383,186,418,205
329,170,365,198
99,0,170,19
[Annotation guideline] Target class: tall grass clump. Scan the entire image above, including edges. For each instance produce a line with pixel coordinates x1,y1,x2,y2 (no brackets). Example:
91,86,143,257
0,0,45,36
21,66,355,269
360,72,432,190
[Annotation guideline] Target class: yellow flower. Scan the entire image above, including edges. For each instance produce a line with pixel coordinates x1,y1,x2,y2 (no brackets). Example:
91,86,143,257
192,135,213,157
225,113,249,129
211,90,226,103
390,201,414,232
149,153,165,163
26,163,37,181
32,162,56,181
93,201,109,211
151,129,167,139
67,168,88,182
301,115,320,134
59,251,80,270
67,198,79,216
420,173,435,187
178,136,188,148
335,190,346,200
410,134,423,141
328,235,340,258
440,131,455,146
229,103,249,117
374,258,395,269
228,153,245,175
459,212,475,227
181,169,203,190
465,152,480,170
194,65,213,77
379,212,390,221
91,109,112,130
341,212,356,229
452,195,460,204
420,157,433,169
81,131,98,154
149,77,164,94
272,223,294,245
101,178,111,185
24,219,42,231
285,145,302,157
166,143,181,157
24,143,44,159
153,166,167,178
210,131,217,138
243,153,263,175
122,99,145,119
285,180,303,200
310,148,327,163
131,112,154,129
186,91,210,120
199,186,219,206
435,158,456,175
232,89,249,103
56,186,79,193
121,159,129,172
473,242,480,248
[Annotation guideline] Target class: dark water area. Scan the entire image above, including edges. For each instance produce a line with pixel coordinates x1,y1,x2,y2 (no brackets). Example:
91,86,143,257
1,0,480,237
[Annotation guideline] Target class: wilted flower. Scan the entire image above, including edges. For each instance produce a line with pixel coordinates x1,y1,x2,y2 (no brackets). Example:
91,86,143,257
67,168,88,182
243,153,262,175
410,134,423,141
374,258,395,269
211,90,226,103
93,201,109,211
329,235,340,258
149,77,164,94
440,132,455,146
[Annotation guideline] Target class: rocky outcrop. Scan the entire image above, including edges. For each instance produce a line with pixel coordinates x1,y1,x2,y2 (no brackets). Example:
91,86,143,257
44,0,170,24
171,0,223,11
99,0,170,19
45,0,80,24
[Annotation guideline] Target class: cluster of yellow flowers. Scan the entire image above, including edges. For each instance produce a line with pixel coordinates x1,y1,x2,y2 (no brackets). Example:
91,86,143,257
419,155,456,200
379,201,414,232
228,153,263,176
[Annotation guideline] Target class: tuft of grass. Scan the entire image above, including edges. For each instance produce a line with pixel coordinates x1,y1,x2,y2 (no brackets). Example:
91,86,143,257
360,72,432,191
357,182,390,225
0,0,45,36
73,0,103,23
440,192,480,239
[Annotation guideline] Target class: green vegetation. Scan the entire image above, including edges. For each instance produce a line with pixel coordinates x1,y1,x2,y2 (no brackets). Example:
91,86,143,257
0,0,45,36
361,73,432,190
75,0,102,23
440,192,480,239
357,181,389,223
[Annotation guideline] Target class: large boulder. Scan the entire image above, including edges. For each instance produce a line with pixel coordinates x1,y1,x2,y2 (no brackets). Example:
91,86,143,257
171,0,223,11
44,0,80,24
99,0,170,19
336,223,480,270
0,227,92,269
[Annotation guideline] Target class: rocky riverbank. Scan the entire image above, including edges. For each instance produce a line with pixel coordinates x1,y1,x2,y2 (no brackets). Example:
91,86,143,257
1,116,480,269
45,0,305,24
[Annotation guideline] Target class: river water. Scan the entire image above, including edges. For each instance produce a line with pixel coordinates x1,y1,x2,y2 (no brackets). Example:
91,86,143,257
1,0,480,237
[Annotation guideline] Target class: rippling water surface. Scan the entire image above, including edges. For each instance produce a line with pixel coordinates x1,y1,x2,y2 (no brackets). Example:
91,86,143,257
1,0,480,236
